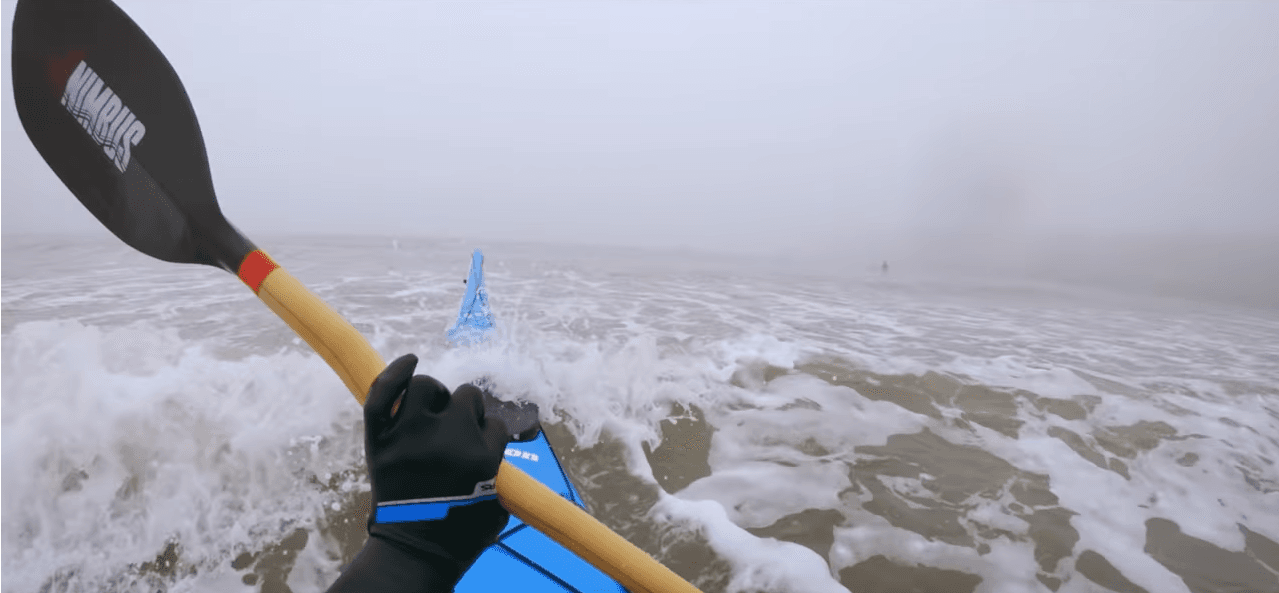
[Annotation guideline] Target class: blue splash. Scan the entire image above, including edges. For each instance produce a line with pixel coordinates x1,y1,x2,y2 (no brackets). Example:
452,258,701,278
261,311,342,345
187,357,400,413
446,249,495,346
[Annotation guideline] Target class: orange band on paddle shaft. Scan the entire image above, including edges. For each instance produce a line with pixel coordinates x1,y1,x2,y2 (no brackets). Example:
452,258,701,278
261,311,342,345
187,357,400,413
237,250,279,293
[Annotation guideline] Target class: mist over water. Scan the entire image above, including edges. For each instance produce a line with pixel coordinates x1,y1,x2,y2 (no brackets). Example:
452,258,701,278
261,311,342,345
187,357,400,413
869,231,1279,312
5,1,1278,273
4,234,1277,593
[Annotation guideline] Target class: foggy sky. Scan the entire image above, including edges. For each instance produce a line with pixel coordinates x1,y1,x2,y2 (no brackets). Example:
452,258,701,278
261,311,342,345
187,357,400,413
3,0,1278,304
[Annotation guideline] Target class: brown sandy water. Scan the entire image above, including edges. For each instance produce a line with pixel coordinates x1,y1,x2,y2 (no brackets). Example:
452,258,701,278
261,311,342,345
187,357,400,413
5,235,1277,592
217,362,1278,593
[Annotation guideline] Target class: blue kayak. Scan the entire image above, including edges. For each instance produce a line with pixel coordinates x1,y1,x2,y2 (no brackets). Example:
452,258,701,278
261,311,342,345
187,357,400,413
449,249,629,593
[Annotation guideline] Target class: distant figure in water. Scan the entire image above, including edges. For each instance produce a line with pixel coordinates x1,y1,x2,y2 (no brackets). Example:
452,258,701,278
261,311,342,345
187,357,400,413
882,261,889,275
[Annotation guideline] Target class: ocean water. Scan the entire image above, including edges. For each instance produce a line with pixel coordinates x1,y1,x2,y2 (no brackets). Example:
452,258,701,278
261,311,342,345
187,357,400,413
3,234,1277,593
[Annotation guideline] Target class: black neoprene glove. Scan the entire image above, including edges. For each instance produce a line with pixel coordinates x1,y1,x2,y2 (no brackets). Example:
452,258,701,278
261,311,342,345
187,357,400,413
329,353,511,591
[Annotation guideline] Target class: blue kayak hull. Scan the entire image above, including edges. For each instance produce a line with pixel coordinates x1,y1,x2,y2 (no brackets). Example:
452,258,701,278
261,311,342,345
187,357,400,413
458,429,627,592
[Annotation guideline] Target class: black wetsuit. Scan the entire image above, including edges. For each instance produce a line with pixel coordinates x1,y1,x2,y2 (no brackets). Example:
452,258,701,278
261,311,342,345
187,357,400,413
328,537,459,592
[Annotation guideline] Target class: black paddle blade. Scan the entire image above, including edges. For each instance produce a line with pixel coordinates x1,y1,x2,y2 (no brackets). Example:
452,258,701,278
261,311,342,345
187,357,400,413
11,0,254,272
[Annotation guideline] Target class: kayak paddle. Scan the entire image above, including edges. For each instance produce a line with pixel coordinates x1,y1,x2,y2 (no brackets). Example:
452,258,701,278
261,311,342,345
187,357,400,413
10,1,699,591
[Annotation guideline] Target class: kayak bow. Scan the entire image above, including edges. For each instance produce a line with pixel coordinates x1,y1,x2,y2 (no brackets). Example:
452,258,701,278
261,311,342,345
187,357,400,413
448,249,496,347
450,251,628,592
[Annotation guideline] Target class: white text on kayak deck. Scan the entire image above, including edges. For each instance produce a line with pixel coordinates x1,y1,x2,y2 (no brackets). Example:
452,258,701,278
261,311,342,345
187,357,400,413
505,448,539,462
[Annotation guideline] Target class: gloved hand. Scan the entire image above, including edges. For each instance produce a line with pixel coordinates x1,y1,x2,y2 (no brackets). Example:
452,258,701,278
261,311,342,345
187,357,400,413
362,353,511,583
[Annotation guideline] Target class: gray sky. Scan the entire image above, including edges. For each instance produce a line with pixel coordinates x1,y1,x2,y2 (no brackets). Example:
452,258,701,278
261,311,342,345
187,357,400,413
4,0,1278,296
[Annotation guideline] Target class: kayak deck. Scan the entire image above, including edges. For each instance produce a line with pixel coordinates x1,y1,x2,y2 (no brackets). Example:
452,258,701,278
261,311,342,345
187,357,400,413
449,250,628,593
462,427,628,592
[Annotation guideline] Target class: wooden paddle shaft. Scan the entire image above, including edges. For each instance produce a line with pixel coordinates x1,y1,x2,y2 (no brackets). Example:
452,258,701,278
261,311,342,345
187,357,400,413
251,260,384,404
498,463,700,593
243,251,700,593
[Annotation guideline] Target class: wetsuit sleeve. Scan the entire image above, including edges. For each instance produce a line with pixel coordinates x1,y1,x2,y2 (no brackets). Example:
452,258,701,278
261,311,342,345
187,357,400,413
326,536,459,593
